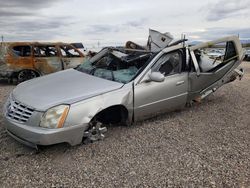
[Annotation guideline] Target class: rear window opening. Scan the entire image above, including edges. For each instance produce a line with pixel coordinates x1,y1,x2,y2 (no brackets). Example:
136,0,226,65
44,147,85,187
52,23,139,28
193,41,237,73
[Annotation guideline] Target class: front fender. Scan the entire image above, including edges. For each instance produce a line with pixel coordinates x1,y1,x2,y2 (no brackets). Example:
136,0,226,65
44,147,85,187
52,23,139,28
64,84,134,127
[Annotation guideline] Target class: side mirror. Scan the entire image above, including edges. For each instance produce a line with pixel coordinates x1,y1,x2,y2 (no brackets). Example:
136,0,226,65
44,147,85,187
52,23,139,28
149,72,165,82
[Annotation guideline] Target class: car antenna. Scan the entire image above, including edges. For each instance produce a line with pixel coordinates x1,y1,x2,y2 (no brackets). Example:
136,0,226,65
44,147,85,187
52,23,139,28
183,34,186,48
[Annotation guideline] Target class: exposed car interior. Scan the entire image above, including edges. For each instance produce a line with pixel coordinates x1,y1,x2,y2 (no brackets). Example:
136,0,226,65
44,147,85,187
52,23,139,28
60,45,81,58
77,48,154,83
34,46,58,57
194,41,237,73
152,51,182,76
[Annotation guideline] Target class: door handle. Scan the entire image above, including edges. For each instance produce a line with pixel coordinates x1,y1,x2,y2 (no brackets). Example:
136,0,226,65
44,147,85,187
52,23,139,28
176,81,185,86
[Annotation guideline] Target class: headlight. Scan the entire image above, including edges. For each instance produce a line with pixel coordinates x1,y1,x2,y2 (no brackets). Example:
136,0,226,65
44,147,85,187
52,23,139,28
40,105,69,129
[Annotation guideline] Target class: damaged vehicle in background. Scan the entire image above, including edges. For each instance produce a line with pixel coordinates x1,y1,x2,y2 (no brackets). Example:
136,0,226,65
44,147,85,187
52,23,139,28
0,42,85,83
3,29,245,149
244,49,250,61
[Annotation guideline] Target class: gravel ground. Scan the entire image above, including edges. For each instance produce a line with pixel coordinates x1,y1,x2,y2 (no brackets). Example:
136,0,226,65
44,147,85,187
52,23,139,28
0,62,249,187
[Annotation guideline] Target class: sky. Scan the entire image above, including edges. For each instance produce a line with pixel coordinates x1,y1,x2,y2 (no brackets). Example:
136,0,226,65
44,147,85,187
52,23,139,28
0,0,249,49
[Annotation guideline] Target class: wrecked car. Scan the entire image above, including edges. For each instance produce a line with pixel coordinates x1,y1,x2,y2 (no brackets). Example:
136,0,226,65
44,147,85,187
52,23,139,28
244,49,250,61
3,30,245,148
0,42,85,82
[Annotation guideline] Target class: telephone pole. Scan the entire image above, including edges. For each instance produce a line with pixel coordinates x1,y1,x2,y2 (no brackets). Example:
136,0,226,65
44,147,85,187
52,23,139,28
1,35,3,46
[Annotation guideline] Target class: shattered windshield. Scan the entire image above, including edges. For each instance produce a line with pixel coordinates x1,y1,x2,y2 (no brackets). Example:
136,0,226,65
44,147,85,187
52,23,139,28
76,48,153,83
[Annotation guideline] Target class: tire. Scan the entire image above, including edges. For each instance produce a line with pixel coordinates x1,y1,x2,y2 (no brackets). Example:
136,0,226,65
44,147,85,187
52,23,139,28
17,70,39,83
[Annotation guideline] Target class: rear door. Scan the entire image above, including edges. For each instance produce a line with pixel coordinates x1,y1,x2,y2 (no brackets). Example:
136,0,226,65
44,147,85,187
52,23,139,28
134,50,188,120
33,45,62,75
188,36,242,96
59,44,85,69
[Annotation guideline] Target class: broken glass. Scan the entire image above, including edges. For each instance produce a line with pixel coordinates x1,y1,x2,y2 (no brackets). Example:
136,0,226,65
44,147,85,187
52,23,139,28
77,48,153,83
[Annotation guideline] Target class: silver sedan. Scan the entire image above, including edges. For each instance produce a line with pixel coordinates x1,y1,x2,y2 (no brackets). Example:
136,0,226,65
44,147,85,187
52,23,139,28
3,36,245,148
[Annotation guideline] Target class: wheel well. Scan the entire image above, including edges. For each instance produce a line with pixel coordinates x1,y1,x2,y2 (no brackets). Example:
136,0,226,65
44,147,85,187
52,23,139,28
93,105,129,125
33,70,41,77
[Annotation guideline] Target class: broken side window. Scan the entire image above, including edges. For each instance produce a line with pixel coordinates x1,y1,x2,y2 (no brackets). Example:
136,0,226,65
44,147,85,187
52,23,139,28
60,45,81,58
12,46,31,57
152,51,182,76
34,46,58,57
193,41,237,73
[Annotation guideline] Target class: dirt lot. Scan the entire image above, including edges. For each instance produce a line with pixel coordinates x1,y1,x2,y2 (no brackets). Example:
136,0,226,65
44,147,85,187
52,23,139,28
0,63,249,187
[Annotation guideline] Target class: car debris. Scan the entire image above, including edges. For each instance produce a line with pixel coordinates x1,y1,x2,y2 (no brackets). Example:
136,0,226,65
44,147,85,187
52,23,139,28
3,30,245,149
0,42,85,83
70,42,84,49
125,29,174,52
244,49,250,61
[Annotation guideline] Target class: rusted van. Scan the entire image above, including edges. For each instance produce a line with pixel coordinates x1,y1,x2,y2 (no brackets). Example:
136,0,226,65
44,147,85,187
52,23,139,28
0,42,85,82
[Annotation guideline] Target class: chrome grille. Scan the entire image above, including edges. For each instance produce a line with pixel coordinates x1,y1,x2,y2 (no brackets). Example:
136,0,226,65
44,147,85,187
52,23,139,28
6,98,34,123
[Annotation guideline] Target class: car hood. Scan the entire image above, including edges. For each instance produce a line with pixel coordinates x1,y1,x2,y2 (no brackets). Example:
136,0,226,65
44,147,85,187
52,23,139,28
13,69,124,111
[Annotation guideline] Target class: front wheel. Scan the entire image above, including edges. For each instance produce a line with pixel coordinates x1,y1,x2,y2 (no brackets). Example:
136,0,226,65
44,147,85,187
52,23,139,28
82,121,107,144
17,70,38,83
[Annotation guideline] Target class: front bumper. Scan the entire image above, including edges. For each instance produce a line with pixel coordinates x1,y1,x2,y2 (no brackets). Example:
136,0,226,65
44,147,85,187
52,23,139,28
4,116,88,148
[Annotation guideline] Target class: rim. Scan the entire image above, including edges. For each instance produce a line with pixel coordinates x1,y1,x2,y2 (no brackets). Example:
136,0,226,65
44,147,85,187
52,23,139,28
18,70,37,82
83,121,107,144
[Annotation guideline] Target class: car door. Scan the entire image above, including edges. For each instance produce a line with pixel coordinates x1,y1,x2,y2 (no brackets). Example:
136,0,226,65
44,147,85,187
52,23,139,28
59,44,85,69
188,38,240,96
134,50,188,120
33,45,62,75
